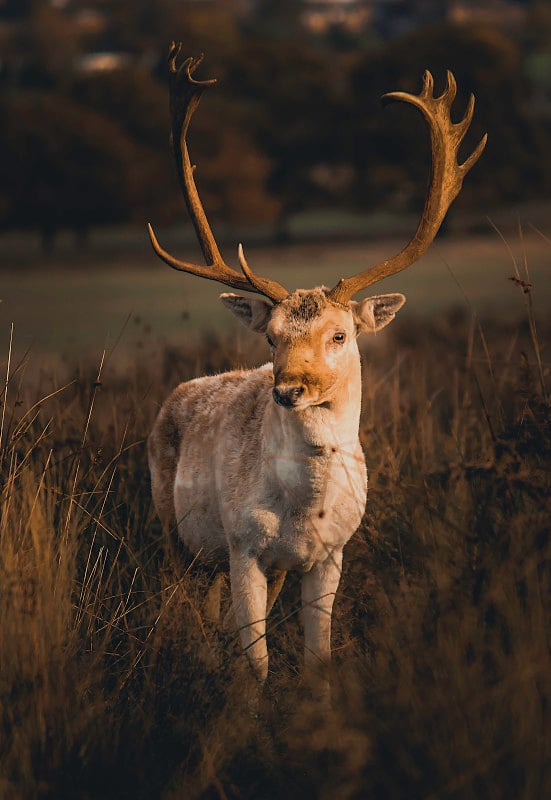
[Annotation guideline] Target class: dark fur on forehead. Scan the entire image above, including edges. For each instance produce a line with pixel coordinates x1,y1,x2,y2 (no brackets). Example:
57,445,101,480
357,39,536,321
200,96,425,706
272,287,351,336
281,288,326,322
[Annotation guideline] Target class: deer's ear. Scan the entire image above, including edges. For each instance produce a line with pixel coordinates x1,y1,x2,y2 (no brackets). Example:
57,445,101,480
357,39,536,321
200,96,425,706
350,293,406,334
220,293,273,333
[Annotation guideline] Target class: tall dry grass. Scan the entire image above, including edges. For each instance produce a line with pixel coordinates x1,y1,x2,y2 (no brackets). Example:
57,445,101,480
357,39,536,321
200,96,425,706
0,295,549,798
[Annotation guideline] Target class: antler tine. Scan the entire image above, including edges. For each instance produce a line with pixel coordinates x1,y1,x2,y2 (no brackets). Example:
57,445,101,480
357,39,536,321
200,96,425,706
441,69,457,104
327,70,487,305
148,43,288,304
238,245,288,302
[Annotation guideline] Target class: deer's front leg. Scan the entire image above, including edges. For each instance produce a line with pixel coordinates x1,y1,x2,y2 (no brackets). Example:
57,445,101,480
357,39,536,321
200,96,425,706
301,549,343,703
229,549,268,683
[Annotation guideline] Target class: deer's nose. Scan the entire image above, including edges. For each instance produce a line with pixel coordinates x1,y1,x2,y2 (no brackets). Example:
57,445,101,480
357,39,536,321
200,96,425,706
273,384,305,408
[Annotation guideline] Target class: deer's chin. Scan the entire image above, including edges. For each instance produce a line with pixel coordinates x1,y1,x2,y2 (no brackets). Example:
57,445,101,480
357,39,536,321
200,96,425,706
272,392,317,411
291,389,337,411
274,397,310,411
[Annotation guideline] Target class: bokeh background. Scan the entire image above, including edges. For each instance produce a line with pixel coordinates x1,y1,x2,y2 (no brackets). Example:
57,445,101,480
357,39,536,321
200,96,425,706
2,6,551,798
1,0,550,363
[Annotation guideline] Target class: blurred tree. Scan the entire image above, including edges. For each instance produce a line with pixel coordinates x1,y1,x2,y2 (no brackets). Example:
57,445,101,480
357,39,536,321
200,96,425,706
156,0,241,55
416,0,454,27
522,1,551,115
104,0,161,51
246,0,304,41
0,0,32,21
226,40,348,239
0,92,168,251
104,0,241,72
171,85,282,228
0,1,549,246
67,65,169,150
20,3,82,88
349,24,551,213
523,0,551,49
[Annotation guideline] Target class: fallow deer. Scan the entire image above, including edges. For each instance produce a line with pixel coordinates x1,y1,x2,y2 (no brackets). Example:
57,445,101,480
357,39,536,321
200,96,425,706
147,43,486,703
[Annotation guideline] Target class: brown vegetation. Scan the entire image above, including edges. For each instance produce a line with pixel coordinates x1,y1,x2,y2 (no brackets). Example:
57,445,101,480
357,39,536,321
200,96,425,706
0,292,549,797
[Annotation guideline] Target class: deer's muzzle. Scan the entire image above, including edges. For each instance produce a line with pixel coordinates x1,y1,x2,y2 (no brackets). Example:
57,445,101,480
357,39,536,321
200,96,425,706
273,384,305,408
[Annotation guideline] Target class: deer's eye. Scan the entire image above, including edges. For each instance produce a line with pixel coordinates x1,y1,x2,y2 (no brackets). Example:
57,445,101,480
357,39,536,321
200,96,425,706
332,332,346,344
266,334,276,349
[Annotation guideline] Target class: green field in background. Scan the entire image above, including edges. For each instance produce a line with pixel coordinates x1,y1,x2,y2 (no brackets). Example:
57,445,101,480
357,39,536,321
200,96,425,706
1,228,550,368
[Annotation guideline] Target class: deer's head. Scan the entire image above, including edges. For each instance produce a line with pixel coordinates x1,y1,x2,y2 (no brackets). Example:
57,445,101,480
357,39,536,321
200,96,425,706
148,44,486,410
219,288,404,409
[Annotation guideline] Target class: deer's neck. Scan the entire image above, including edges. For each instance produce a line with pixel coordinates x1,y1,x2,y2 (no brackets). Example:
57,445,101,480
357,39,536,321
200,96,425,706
265,358,362,453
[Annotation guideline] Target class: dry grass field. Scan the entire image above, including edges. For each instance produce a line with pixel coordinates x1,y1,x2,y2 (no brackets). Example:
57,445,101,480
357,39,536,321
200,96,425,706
0,233,550,798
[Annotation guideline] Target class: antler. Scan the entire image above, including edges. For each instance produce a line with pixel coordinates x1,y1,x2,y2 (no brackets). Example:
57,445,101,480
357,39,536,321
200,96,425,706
327,71,487,306
147,42,288,304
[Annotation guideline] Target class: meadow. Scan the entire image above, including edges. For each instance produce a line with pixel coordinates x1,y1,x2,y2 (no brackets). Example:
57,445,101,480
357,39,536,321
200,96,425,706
0,228,550,798
2,219,551,364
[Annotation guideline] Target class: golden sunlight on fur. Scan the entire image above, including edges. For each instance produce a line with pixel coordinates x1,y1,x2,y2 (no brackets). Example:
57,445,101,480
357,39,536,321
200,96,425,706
147,44,484,704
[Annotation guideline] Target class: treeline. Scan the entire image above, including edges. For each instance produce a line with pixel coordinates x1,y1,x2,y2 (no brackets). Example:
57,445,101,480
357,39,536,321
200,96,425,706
1,1,550,248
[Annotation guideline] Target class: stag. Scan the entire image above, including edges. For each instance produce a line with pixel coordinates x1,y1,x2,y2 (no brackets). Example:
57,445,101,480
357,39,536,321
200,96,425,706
148,43,486,703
